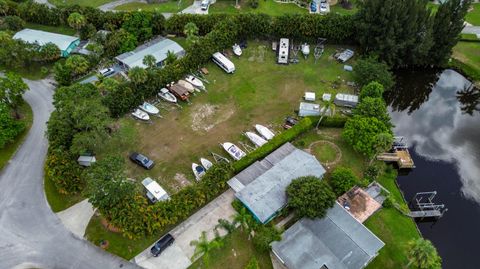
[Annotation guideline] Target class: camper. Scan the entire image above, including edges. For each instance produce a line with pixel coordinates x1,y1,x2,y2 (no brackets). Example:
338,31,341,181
212,52,235,73
142,177,169,203
277,38,289,64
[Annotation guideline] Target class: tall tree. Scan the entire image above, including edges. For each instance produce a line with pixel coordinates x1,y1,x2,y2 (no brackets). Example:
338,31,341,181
164,50,177,66
407,238,442,269
0,103,25,149
38,43,60,62
67,12,87,31
359,81,385,100
353,56,394,90
184,22,200,47
128,66,148,85
190,231,224,267
142,54,157,69
353,97,392,127
65,55,90,77
329,167,359,196
0,72,28,117
429,0,472,65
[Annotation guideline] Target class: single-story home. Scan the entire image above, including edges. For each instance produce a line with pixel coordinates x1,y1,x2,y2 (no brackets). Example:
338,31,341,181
115,37,185,70
227,143,326,223
271,202,385,269
13,28,80,57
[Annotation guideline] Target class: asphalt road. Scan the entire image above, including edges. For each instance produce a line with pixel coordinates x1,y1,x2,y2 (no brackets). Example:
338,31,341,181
0,79,141,269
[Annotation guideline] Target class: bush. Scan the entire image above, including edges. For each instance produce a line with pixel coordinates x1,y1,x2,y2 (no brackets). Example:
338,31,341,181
364,163,381,181
0,103,25,149
244,257,260,269
307,115,348,128
249,0,259,8
45,148,83,194
252,225,281,252
383,195,394,208
287,176,336,219
329,167,358,196
0,15,26,31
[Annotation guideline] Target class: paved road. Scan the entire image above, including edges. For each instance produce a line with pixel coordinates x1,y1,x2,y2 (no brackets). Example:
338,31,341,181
462,26,480,36
98,0,146,11
0,79,141,269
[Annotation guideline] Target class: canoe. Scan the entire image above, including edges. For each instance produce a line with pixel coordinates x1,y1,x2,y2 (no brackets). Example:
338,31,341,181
139,102,159,115
222,142,246,161
200,158,213,170
185,75,206,91
232,44,242,56
132,109,150,121
178,79,199,93
245,132,267,147
255,124,275,140
192,163,206,181
158,88,177,103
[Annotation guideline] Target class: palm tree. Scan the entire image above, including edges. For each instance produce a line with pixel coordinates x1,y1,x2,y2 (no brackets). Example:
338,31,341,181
215,218,236,235
142,54,157,69
316,98,334,129
164,51,177,66
65,55,89,76
128,67,148,85
407,238,442,269
233,207,257,239
67,12,86,31
183,22,199,37
190,231,223,267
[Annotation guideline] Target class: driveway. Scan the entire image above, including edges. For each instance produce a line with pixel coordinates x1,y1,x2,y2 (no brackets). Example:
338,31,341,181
181,0,208,15
57,199,95,238
134,189,236,269
462,26,480,37
0,79,140,269
98,0,147,11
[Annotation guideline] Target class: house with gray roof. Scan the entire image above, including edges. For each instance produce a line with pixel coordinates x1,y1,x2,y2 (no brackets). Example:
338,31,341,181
227,143,326,223
13,29,80,57
115,36,185,70
271,202,385,269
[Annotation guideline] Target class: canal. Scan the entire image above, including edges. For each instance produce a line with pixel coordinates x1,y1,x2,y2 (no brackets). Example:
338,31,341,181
386,69,480,269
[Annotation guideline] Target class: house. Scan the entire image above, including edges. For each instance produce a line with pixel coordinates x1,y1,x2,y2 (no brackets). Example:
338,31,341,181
271,202,385,269
334,93,359,108
13,29,80,57
115,37,185,70
142,177,169,203
227,143,326,223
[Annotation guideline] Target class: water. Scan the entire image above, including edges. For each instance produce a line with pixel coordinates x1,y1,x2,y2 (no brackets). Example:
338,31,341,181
386,69,480,269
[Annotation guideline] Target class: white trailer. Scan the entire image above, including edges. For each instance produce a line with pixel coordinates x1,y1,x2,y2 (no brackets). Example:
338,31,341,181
212,52,235,73
142,177,169,203
277,38,289,64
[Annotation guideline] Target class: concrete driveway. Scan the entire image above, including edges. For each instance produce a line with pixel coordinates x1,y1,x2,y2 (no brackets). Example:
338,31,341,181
134,189,236,269
57,199,95,238
181,0,208,15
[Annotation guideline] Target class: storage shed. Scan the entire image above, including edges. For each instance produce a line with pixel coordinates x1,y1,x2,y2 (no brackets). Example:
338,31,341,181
13,29,80,57
142,177,169,203
77,156,96,167
334,93,359,108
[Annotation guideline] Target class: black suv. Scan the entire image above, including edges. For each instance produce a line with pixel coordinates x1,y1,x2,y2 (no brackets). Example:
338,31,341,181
129,152,155,170
151,234,175,257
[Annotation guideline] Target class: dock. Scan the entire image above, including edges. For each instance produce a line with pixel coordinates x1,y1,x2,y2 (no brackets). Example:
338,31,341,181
408,210,443,218
377,149,415,169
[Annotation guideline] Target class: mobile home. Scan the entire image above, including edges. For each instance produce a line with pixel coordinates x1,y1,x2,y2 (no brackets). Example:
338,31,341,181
334,93,359,108
277,38,289,64
142,177,169,203
212,52,235,73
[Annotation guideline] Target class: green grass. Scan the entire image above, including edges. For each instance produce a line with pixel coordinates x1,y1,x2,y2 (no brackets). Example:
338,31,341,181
330,1,358,15
0,101,33,171
209,0,306,16
25,22,76,36
115,0,194,12
311,141,339,163
466,3,480,26
44,172,84,212
452,41,480,82
48,0,112,7
189,230,273,269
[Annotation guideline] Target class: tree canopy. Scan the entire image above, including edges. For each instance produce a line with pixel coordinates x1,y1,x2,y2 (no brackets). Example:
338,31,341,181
407,238,442,269
353,97,392,127
353,56,394,90
329,167,359,196
0,72,28,116
0,102,25,148
359,81,385,100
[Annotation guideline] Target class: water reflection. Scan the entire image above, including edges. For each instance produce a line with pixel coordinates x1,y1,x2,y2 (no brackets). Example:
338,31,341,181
388,69,480,203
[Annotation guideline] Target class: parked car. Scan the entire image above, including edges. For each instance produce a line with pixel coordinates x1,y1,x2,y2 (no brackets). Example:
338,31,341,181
151,234,175,257
99,68,115,77
310,2,317,12
201,0,209,10
129,152,155,170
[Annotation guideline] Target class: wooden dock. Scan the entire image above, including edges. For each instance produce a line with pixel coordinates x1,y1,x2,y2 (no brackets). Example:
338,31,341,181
408,210,443,219
377,149,415,169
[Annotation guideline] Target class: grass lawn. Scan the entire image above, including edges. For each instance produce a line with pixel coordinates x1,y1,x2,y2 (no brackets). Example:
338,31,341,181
0,101,33,171
25,22,76,36
188,229,273,269
330,1,358,15
48,0,112,7
44,173,84,212
466,3,480,26
452,41,480,76
209,0,307,15
311,141,338,163
115,0,194,12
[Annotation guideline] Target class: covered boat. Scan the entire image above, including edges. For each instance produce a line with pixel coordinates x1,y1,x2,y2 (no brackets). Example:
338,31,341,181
255,124,275,140
301,43,310,58
192,163,206,181
200,158,213,170
185,75,206,91
232,44,242,56
222,142,246,161
245,131,267,147
167,83,190,101
158,88,177,103
139,102,159,115
178,79,198,93
132,109,150,121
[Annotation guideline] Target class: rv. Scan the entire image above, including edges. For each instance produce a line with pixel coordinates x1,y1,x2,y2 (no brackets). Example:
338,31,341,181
277,38,289,64
212,52,235,73
142,177,169,203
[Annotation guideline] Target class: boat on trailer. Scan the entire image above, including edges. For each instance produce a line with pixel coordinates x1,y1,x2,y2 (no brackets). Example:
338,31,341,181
301,43,310,59
222,142,246,161
232,44,242,56
167,83,190,101
178,79,199,93
200,158,213,170
185,75,206,91
192,163,206,181
245,132,267,147
139,102,159,115
158,88,177,103
132,109,150,121
255,124,275,140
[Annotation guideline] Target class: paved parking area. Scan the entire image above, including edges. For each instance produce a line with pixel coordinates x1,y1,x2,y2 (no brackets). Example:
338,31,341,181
134,189,236,269
57,199,95,238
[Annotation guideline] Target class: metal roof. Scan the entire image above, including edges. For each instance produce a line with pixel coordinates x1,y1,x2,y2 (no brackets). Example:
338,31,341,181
142,177,168,201
271,202,385,269
13,29,79,51
116,37,184,69
230,143,326,223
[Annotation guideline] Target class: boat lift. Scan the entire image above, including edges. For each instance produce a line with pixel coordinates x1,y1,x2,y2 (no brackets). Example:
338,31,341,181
290,42,300,64
211,152,230,164
408,191,447,219
314,38,326,63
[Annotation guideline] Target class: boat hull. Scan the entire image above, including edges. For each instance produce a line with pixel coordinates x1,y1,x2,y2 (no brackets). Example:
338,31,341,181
222,142,246,161
255,124,275,140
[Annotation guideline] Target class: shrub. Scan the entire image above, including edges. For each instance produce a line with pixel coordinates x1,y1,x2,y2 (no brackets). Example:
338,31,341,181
329,167,358,196
383,195,394,208
0,103,25,149
0,15,25,31
45,148,83,194
249,0,259,8
287,176,336,219
364,163,381,181
253,225,281,252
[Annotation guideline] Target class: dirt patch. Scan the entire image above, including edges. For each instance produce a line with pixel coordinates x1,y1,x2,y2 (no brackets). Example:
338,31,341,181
190,103,235,133
173,173,191,191
101,217,122,233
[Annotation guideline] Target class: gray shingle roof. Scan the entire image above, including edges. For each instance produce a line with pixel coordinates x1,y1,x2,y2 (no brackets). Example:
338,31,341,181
271,203,385,269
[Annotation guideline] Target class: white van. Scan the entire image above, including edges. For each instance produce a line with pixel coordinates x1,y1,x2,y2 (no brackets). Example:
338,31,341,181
201,0,209,10
212,52,235,73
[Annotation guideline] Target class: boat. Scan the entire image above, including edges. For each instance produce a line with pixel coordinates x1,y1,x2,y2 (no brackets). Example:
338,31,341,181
245,131,267,147
185,75,206,91
200,158,213,170
255,124,275,140
301,43,310,58
222,142,246,161
167,83,189,101
232,43,242,56
192,163,206,181
139,102,159,115
178,79,198,93
132,109,150,121
158,88,177,103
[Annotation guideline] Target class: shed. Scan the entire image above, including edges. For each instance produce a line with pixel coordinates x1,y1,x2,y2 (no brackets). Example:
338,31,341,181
334,93,359,108
304,92,316,101
77,156,96,167
142,177,169,203
13,29,80,57
298,102,331,117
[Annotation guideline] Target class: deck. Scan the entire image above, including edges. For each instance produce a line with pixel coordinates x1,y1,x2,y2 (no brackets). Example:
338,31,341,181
377,149,415,169
408,210,443,218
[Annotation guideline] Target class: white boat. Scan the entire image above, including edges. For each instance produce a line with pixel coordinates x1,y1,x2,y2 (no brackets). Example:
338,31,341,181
245,132,268,147
185,75,206,91
255,124,275,140
232,44,242,56
158,88,177,103
200,158,213,170
132,109,150,121
139,102,159,115
222,142,246,161
192,163,206,181
301,43,310,58
178,79,199,93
